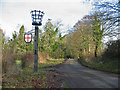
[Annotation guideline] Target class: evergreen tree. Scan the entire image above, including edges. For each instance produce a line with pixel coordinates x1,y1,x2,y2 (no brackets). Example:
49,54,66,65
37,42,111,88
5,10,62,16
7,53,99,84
16,25,26,58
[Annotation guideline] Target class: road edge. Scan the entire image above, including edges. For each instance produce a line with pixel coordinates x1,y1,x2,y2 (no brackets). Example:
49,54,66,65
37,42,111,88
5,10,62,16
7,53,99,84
77,59,120,75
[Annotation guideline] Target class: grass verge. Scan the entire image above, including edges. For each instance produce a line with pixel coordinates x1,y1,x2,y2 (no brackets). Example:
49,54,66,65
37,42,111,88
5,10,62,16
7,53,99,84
38,59,65,68
80,58,120,73
63,83,68,88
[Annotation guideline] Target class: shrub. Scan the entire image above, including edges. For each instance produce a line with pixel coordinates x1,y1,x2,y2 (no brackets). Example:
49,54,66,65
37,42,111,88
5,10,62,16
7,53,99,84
38,52,50,63
102,40,120,58
2,48,20,75
21,52,34,68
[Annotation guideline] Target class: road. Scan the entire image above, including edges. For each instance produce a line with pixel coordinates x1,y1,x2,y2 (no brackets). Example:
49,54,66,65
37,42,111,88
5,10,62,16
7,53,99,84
53,59,119,88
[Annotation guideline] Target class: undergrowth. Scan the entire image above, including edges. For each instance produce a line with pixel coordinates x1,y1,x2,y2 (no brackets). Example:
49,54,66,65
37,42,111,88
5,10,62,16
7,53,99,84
2,59,65,88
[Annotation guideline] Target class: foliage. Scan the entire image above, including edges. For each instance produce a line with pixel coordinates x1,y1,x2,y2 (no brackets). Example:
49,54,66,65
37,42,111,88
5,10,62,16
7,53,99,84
102,40,120,58
16,25,27,58
39,19,66,58
91,14,104,57
2,19,66,75
64,14,104,58
1,29,21,75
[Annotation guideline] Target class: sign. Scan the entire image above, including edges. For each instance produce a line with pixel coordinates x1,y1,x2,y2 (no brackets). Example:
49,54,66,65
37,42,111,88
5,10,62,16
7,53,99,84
24,33,32,43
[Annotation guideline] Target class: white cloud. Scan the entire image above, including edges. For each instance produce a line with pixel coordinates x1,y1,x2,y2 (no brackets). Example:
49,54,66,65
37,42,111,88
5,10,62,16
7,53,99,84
0,1,92,38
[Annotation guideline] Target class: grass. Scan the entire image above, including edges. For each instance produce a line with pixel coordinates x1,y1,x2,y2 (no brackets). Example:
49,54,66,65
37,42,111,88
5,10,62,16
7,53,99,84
63,83,68,88
16,60,21,65
80,58,120,73
16,60,22,68
38,59,64,68
2,59,65,88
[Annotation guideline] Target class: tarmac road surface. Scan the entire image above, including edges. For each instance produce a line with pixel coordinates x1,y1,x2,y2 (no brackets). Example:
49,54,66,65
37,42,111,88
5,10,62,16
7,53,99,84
54,59,119,88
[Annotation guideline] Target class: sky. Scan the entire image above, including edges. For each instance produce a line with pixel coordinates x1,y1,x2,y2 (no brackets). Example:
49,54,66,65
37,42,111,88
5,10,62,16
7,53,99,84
0,0,93,39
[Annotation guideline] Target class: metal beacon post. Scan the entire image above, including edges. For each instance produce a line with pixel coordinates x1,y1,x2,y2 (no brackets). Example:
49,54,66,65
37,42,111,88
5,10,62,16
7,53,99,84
30,10,45,73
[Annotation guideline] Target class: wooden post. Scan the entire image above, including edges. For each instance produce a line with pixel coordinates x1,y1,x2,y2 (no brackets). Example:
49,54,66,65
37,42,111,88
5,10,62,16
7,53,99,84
34,26,38,73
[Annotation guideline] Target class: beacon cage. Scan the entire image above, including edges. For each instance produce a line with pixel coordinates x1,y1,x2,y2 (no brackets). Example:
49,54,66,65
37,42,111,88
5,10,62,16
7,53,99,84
30,10,44,25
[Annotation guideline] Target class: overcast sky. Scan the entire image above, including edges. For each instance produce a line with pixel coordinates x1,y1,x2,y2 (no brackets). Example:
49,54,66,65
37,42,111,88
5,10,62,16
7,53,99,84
0,0,93,38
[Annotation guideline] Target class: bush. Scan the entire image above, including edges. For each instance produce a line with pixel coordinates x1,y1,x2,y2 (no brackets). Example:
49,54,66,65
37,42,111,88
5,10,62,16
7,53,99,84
2,48,20,75
102,40,120,58
21,52,34,68
38,52,50,63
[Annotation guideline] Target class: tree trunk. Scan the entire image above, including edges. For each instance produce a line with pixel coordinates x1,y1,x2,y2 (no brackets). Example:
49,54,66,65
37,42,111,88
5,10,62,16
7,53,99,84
88,43,90,53
95,44,98,57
